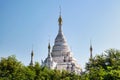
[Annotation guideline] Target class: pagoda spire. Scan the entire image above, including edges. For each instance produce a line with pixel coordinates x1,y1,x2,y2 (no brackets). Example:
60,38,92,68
58,6,62,32
30,48,34,66
48,41,52,60
90,40,93,59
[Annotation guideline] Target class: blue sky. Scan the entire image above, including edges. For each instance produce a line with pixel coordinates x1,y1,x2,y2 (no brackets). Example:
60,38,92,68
0,0,120,69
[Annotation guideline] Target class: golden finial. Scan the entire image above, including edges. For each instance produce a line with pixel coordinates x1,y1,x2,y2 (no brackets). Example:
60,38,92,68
58,6,62,25
48,36,51,50
90,40,93,51
31,45,34,56
48,42,51,50
90,39,93,59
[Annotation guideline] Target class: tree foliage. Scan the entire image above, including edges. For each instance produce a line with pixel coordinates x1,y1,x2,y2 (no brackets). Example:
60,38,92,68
0,55,81,80
84,49,120,80
0,48,120,80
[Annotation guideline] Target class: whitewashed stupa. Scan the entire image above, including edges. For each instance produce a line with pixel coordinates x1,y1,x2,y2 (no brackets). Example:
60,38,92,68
42,10,82,74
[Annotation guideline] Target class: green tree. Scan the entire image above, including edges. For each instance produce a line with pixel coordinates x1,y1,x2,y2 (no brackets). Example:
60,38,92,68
33,62,42,80
0,55,25,80
23,66,35,80
85,49,120,80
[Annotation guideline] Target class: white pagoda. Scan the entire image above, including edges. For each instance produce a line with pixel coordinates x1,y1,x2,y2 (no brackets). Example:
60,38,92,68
42,11,82,74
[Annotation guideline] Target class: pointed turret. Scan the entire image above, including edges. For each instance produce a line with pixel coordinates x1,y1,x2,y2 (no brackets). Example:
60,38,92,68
90,40,93,59
30,50,34,66
48,42,52,60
